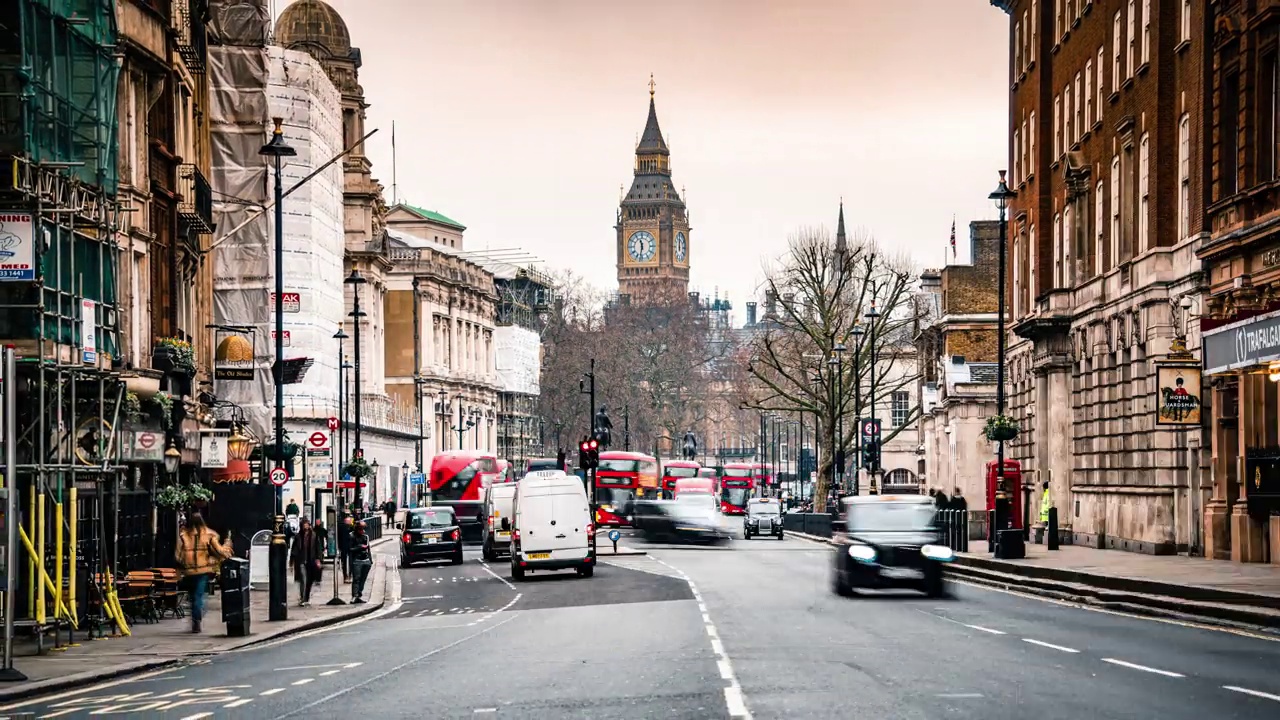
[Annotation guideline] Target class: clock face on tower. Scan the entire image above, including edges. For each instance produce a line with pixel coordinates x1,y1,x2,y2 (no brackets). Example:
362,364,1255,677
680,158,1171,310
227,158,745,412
675,232,687,262
628,231,657,262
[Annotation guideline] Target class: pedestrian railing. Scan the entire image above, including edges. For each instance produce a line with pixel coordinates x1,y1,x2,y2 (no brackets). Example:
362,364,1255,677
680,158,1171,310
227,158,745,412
937,509,969,553
360,514,383,541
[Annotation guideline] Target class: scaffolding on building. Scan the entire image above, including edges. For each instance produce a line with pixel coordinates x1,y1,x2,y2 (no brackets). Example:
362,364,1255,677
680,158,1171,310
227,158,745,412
493,265,552,464
0,0,129,646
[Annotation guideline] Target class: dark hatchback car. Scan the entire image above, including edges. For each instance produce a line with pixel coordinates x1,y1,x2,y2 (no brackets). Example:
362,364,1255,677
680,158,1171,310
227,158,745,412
632,499,729,545
831,496,952,598
401,507,464,567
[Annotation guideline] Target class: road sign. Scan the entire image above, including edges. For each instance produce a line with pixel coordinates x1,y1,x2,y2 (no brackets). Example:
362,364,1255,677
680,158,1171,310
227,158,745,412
859,418,882,439
409,472,425,486
269,467,290,487
608,530,621,543
326,416,340,431
307,431,329,449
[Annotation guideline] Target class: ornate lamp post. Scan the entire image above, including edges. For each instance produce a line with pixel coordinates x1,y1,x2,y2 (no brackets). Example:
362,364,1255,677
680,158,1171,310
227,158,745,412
989,170,1016,544
344,268,368,515
850,323,865,496
259,117,295,623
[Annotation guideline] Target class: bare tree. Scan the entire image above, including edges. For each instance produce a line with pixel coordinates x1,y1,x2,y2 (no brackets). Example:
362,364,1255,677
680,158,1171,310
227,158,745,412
744,226,922,513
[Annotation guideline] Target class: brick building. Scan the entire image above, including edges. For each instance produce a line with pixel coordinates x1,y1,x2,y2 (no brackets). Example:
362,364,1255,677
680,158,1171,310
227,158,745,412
1197,1,1280,564
993,0,1209,554
917,221,1002,504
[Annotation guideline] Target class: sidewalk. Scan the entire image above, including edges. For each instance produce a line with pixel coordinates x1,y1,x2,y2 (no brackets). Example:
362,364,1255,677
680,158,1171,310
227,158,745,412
0,537,395,703
951,540,1280,630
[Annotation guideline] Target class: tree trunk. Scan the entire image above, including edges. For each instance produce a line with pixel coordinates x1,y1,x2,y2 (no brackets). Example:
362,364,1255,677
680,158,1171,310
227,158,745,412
814,458,831,513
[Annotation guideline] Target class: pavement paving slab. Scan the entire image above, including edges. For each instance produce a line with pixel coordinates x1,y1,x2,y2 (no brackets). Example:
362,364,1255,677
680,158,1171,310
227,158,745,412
0,538,396,702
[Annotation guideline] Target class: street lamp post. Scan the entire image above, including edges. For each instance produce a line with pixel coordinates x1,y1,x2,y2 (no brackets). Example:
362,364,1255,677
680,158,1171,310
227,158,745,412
866,288,881,495
414,374,426,475
260,116,295,623
344,268,368,515
333,328,347,480
833,343,847,496
850,324,865,496
989,171,1016,544
623,405,630,452
437,389,449,451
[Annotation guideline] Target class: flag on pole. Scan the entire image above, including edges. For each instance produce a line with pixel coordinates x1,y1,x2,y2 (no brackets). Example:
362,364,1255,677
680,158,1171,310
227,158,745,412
950,216,957,259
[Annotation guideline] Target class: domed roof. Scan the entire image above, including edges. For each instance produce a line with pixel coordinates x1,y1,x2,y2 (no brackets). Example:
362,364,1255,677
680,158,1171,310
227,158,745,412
216,335,254,363
275,0,351,55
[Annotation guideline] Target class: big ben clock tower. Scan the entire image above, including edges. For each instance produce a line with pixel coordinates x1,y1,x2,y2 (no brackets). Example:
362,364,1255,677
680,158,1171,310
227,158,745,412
616,76,690,303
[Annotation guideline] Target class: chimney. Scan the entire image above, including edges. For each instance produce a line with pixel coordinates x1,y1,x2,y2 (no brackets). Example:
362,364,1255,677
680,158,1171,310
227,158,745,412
765,290,777,317
746,302,758,326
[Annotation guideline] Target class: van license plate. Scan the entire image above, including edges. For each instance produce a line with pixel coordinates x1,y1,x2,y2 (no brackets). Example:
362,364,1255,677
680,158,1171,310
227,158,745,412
497,532,511,539
527,552,550,560
881,567,923,580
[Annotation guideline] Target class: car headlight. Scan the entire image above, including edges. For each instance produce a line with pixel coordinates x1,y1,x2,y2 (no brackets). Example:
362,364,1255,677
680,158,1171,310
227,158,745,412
921,544,955,562
846,544,877,563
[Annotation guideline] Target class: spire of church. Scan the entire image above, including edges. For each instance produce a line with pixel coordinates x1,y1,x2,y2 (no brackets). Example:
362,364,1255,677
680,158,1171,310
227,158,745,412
835,199,848,256
637,74,669,156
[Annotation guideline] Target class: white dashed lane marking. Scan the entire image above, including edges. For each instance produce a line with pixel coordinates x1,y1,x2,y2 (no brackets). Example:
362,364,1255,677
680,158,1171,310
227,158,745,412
1223,685,1280,703
965,623,1005,635
1101,658,1185,678
1021,638,1079,653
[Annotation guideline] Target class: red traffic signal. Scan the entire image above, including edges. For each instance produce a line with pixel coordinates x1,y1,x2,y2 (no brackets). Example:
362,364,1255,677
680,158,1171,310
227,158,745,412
587,438,599,450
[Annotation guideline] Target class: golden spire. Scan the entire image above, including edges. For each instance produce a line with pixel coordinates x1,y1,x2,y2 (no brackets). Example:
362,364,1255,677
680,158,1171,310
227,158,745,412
649,73,656,98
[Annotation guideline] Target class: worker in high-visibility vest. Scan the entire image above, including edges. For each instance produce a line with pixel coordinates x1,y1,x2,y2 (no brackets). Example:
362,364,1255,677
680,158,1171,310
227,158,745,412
1039,480,1051,525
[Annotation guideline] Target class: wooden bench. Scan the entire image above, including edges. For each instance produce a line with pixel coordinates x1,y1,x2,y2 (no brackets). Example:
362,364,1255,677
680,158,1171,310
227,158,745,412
150,568,186,619
118,571,158,624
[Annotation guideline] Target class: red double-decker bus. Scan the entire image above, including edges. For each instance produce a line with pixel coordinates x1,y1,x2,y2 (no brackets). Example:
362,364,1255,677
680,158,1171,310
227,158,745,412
719,463,757,515
660,460,701,498
751,463,775,490
427,451,500,541
594,451,659,526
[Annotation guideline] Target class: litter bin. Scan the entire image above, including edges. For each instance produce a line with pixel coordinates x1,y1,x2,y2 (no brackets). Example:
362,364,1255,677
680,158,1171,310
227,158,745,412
220,557,251,637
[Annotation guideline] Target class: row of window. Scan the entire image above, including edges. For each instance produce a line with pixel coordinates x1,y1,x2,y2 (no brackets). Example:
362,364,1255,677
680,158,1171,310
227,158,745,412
1013,115,1191,310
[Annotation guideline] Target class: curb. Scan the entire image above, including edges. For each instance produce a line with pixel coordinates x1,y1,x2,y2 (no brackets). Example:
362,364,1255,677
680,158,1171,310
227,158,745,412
0,563,392,705
785,530,836,545
597,548,647,556
783,530,1280,634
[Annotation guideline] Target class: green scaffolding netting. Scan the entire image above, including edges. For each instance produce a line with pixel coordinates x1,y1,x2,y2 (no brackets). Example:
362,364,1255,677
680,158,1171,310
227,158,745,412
0,0,120,193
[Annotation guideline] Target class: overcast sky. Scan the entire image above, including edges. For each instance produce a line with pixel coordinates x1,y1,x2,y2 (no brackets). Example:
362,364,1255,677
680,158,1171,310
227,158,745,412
281,0,1009,321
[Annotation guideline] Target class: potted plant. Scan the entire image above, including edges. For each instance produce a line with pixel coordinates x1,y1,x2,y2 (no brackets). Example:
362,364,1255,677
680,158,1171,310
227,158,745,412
187,484,214,509
149,392,174,429
152,337,196,375
155,484,187,510
123,391,142,423
984,415,1020,442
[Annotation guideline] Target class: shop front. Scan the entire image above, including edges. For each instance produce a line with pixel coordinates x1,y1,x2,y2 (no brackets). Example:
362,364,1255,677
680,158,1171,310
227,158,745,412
1203,309,1280,564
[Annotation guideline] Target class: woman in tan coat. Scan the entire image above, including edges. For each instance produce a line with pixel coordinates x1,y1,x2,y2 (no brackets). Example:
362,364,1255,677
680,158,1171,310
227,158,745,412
175,512,233,633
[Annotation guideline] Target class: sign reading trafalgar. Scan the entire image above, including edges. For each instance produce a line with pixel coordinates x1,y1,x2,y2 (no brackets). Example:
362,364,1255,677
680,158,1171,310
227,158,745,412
1204,310,1280,374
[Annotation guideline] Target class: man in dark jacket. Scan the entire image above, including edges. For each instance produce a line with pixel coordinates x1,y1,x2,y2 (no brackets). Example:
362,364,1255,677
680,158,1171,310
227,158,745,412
349,521,373,604
949,487,968,512
337,511,353,582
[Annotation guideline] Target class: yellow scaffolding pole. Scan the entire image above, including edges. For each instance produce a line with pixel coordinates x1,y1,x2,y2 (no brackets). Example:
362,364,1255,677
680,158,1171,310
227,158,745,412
68,488,77,624
26,490,33,617
16,527,74,627
36,493,44,625
54,500,62,627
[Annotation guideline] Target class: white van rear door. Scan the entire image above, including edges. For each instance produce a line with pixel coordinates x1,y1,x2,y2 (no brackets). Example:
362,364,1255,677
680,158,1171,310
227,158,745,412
544,492,590,552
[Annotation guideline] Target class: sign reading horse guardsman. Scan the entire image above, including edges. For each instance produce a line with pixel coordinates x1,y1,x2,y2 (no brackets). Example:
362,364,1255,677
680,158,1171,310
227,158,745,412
1155,362,1201,426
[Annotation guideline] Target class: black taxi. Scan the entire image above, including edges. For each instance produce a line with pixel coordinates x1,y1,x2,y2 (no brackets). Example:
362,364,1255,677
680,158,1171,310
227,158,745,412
831,495,952,597
401,506,464,567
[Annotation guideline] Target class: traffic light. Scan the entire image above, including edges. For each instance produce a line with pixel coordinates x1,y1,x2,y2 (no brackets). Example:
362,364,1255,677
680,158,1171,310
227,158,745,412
579,437,600,470
861,442,876,471
556,449,566,469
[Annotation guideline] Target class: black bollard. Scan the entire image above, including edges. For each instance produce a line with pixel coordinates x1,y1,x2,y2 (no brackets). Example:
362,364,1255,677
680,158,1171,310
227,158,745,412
960,510,969,553
1047,507,1060,550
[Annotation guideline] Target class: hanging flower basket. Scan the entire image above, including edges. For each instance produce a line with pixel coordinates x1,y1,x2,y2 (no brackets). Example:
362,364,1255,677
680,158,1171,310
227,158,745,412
155,484,187,510
343,456,374,479
984,415,1020,442
149,392,174,429
123,391,142,423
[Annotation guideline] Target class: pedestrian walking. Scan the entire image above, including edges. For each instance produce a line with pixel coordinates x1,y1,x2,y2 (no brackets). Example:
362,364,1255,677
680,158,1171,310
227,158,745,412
383,499,396,528
314,519,330,557
290,517,324,606
349,521,373,604
285,497,300,517
174,512,233,634
1039,480,1051,526
932,488,950,510
949,487,968,512
338,511,353,582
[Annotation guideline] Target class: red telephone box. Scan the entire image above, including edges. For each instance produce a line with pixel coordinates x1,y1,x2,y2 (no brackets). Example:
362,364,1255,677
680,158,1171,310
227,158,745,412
985,460,1023,531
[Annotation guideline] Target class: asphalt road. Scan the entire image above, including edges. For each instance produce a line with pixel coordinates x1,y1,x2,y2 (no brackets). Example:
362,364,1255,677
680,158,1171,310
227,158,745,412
4,523,1280,719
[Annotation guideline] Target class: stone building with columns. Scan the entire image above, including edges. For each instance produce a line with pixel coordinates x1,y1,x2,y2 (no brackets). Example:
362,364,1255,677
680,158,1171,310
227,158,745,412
993,0,1210,555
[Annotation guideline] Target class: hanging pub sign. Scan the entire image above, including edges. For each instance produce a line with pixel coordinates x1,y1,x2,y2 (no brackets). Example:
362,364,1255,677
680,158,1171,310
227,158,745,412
201,431,229,469
213,328,256,380
1155,362,1202,426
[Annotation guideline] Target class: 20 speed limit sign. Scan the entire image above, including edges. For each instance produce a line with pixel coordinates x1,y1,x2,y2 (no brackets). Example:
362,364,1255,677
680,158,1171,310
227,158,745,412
269,467,290,487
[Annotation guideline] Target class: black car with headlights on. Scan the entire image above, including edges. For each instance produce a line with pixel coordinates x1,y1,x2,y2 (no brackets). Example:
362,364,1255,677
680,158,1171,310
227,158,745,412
632,499,729,544
401,506,464,567
744,498,783,540
831,495,952,597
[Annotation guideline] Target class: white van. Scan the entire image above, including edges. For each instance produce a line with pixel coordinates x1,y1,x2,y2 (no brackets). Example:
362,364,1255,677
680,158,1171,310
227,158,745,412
511,470,595,580
482,482,519,561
